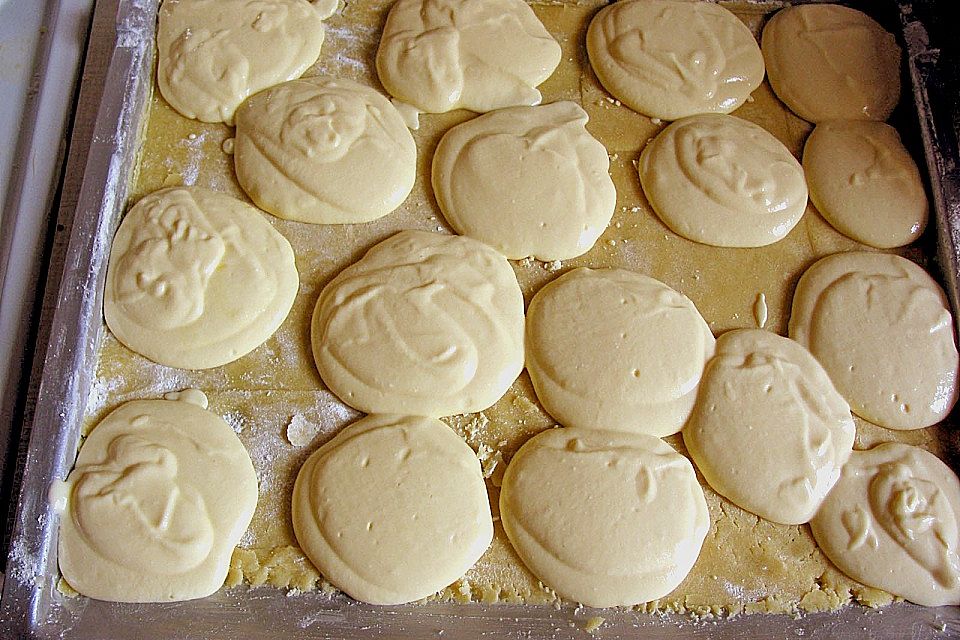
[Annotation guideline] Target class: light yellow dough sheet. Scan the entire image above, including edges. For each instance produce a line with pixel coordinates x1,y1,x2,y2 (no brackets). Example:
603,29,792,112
84,0,951,616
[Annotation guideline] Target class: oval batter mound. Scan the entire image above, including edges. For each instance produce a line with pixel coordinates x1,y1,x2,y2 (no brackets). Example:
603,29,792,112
375,0,561,115
586,0,764,121
234,76,416,224
499,427,709,607
789,252,959,430
157,0,336,125
526,268,714,436
311,230,524,417
55,393,258,602
292,414,493,605
104,187,299,370
762,4,901,123
683,329,855,525
432,101,616,261
803,120,928,249
639,113,807,248
810,443,960,606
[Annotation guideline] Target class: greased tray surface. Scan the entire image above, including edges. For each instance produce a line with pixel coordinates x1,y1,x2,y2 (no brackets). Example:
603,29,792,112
3,0,960,637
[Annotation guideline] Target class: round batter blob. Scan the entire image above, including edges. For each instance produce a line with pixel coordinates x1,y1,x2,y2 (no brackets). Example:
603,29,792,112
311,230,524,417
586,0,764,121
639,113,807,248
762,4,901,123
292,414,493,605
499,427,709,607
432,101,616,261
157,0,336,125
790,252,959,430
683,329,855,525
526,268,714,436
104,187,299,369
235,76,416,224
55,393,258,602
375,0,561,115
803,120,928,249
810,443,960,606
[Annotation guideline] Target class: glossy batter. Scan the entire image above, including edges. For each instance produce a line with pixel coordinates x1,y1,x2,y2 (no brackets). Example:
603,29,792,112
103,187,299,369
586,0,764,120
54,393,258,602
234,76,416,224
311,230,525,417
810,443,960,607
803,120,928,249
432,101,616,260
789,252,959,430
292,414,493,605
639,114,807,248
499,427,709,607
683,329,855,525
525,268,714,436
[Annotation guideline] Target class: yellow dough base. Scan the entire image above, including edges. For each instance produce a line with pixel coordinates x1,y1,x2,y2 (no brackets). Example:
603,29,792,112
85,0,950,616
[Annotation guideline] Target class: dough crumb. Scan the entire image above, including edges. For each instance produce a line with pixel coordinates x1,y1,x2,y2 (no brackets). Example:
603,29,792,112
286,414,321,447
543,259,562,271
584,616,605,633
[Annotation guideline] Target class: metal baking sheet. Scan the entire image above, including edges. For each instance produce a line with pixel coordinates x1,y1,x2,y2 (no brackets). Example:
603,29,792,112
2,0,960,637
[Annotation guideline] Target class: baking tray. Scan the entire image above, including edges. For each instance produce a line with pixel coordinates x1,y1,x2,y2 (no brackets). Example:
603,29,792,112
3,0,960,637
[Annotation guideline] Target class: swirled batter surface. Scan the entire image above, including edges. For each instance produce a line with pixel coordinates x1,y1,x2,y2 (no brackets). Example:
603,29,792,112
55,393,258,602
639,113,807,248
586,0,764,120
157,0,336,124
526,268,714,436
103,187,299,369
683,329,855,525
292,414,492,604
811,443,960,606
432,101,615,260
311,230,524,417
234,76,416,224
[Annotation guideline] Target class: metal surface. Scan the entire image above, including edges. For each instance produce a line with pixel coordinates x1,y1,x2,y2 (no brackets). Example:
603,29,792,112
1,0,960,637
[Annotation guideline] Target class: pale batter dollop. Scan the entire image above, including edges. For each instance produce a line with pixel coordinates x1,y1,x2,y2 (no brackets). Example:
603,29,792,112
431,101,616,261
104,187,299,369
803,120,928,249
526,268,714,436
234,76,416,224
810,443,960,606
683,329,855,525
292,414,493,605
789,252,959,430
639,113,807,247
586,0,765,121
375,0,561,115
55,392,258,602
761,4,901,123
311,230,524,417
499,427,709,607
157,0,337,125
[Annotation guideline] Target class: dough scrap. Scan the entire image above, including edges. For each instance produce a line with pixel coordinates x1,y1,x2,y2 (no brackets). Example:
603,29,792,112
375,0,561,114
311,230,525,417
789,252,959,430
761,4,901,123
157,0,336,125
499,427,709,607
803,120,928,249
639,113,807,248
810,443,960,606
292,414,493,605
104,187,299,370
525,268,714,436
234,76,416,224
55,394,258,602
683,329,855,525
432,101,616,261
586,0,764,120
